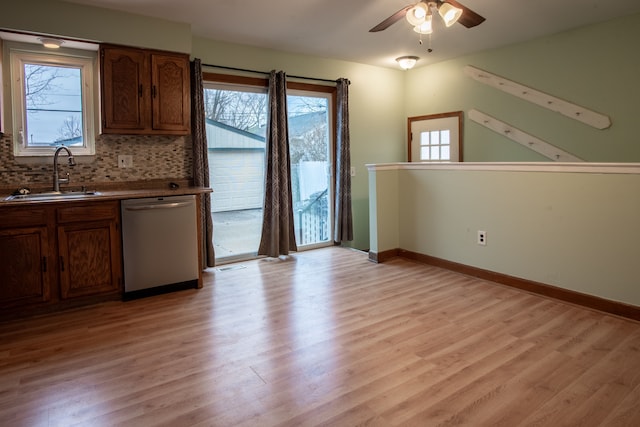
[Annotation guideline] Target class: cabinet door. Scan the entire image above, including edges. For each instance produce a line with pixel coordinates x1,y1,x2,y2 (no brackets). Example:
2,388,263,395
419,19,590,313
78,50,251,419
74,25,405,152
0,227,50,307
151,53,191,133
58,220,121,299
101,46,150,132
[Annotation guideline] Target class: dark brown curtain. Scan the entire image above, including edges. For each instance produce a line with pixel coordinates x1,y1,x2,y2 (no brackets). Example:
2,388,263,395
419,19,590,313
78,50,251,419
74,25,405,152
258,71,298,257
334,78,353,243
190,58,215,267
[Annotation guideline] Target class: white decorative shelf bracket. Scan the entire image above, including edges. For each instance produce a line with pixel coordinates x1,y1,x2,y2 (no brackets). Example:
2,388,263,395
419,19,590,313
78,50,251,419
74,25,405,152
468,109,583,162
464,65,611,129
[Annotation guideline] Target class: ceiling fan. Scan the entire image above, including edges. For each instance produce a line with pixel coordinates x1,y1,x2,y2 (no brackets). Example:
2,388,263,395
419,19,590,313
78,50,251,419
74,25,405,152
369,0,485,33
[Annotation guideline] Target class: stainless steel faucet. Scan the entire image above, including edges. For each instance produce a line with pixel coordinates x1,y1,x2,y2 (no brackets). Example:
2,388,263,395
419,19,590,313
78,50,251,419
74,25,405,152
53,145,76,192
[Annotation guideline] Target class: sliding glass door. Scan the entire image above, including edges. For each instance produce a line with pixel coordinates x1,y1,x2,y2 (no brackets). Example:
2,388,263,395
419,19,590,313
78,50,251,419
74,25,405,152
204,79,334,263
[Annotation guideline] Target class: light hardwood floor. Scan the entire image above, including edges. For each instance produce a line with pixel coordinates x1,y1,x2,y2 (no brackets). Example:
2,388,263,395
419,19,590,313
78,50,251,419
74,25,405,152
1,246,640,426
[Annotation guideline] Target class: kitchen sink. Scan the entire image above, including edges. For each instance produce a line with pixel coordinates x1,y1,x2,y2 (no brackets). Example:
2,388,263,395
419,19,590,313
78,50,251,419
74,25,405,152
4,190,101,201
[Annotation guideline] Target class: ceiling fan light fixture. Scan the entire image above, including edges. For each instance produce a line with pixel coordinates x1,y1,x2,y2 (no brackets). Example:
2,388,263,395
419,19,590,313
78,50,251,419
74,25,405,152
438,2,463,27
413,14,433,34
406,2,429,26
396,55,419,70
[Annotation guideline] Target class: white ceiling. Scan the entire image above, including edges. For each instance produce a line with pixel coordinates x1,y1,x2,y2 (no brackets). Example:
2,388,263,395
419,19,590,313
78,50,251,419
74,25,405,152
62,0,640,69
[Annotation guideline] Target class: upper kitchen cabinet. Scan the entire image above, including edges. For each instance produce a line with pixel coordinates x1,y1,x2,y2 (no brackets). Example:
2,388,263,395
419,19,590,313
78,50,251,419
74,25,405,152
100,45,191,135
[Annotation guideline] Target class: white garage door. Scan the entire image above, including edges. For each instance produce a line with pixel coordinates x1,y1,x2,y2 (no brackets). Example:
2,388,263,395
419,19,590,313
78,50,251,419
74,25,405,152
209,149,265,212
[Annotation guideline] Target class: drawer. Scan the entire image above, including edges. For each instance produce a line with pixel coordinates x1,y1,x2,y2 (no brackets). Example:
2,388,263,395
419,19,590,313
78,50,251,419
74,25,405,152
56,201,119,224
0,206,49,228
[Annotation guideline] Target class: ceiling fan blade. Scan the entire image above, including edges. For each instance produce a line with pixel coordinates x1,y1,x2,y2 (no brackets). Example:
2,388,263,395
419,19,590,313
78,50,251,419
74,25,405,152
369,5,414,32
444,0,486,28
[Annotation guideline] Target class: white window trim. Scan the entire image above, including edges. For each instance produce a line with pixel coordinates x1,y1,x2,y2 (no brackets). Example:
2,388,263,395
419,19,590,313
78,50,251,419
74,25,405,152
7,42,97,157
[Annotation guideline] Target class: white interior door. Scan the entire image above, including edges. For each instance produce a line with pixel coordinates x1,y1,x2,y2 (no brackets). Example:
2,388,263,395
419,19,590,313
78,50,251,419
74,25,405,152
410,114,461,162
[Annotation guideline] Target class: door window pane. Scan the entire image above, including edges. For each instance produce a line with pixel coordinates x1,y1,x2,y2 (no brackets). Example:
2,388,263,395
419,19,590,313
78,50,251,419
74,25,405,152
203,86,267,262
419,129,451,162
441,129,450,145
441,145,450,160
430,130,440,145
288,94,331,246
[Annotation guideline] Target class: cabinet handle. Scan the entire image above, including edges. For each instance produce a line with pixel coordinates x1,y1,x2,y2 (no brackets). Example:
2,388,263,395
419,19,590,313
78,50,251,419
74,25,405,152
60,256,65,272
152,85,157,98
139,84,143,98
42,256,47,273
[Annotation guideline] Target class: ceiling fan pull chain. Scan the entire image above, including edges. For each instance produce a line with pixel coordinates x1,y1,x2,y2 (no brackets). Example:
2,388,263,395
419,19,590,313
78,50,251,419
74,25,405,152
428,33,433,53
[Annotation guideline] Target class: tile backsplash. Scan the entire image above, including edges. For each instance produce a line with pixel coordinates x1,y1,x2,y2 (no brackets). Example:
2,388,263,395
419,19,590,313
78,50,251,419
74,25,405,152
0,132,193,190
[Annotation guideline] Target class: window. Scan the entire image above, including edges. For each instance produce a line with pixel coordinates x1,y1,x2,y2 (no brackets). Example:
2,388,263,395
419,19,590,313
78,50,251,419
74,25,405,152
8,42,97,156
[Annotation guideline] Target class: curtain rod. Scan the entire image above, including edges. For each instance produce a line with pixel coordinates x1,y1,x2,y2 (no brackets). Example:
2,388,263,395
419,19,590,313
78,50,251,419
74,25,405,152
201,63,339,84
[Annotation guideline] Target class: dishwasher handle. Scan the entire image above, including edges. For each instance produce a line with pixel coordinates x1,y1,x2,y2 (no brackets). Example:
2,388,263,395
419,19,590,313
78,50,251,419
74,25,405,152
123,201,193,211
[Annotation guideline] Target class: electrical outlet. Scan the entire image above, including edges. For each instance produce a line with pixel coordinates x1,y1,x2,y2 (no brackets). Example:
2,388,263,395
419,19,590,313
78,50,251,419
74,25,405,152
477,230,487,246
118,155,133,168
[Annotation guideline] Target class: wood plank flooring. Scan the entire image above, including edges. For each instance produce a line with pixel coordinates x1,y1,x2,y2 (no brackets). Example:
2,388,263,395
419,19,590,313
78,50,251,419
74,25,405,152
1,246,640,426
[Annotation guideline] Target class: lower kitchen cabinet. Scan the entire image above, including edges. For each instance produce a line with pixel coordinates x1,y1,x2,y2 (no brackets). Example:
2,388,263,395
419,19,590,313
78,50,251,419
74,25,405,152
56,202,122,300
58,219,121,299
0,206,51,310
0,201,123,318
0,226,51,308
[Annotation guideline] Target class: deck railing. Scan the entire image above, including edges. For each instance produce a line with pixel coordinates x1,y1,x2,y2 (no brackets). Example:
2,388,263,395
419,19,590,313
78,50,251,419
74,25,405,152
296,188,328,245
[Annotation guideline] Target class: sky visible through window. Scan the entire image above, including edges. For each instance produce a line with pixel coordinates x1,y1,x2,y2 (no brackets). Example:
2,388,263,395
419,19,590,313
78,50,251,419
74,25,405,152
24,63,83,147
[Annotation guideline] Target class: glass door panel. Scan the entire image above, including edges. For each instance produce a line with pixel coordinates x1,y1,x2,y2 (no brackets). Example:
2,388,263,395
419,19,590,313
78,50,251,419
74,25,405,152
287,92,333,248
203,84,267,262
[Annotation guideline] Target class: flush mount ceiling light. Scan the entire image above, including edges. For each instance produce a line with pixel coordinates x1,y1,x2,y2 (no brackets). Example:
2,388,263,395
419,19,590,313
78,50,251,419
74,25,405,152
396,56,419,70
39,38,64,49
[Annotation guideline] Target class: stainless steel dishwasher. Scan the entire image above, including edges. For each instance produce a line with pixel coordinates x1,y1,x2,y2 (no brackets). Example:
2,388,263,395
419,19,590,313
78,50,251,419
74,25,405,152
121,195,199,299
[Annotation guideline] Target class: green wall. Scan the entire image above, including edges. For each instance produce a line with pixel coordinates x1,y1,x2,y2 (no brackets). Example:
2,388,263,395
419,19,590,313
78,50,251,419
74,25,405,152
370,164,640,307
405,13,640,163
0,0,192,53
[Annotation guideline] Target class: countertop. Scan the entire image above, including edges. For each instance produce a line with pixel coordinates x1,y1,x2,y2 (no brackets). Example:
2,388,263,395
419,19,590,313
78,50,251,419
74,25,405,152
0,180,212,206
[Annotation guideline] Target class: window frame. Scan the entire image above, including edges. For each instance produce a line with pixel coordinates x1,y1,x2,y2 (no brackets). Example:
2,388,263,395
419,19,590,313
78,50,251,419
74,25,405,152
7,41,98,157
